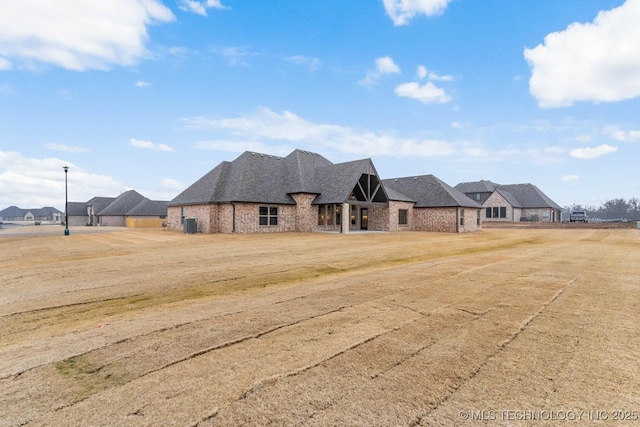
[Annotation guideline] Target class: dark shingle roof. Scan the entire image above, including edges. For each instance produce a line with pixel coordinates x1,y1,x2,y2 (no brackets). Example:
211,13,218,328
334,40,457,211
454,180,499,193
97,190,146,215
67,202,88,216
169,149,387,207
127,199,169,216
312,159,387,205
0,206,63,217
455,180,561,210
383,175,481,208
87,197,116,212
495,184,561,209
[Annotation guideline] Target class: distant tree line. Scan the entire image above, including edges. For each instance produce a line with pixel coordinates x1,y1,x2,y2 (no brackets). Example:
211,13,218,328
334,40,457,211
564,197,640,221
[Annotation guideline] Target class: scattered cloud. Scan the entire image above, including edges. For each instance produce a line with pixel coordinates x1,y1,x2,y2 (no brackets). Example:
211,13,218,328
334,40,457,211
161,178,183,190
43,143,89,153
562,174,580,181
525,0,640,107
129,138,175,152
0,151,125,208
178,0,228,16
383,0,453,26
569,144,617,159
286,55,322,72
575,134,592,143
214,46,255,66
605,126,640,142
359,56,401,86
451,121,471,129
135,80,151,88
183,108,456,158
194,140,291,156
416,65,453,81
395,81,451,104
0,1,175,71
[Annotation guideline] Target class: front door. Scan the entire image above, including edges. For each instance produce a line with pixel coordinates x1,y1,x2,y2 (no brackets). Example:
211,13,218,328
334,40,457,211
360,208,368,230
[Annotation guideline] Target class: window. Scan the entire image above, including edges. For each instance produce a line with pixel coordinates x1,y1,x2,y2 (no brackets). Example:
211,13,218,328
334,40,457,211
477,209,481,226
486,207,492,218
493,207,499,218
460,208,465,226
351,205,357,225
327,205,334,224
259,206,278,226
500,207,507,218
475,193,481,200
336,205,341,225
318,205,325,226
398,209,408,226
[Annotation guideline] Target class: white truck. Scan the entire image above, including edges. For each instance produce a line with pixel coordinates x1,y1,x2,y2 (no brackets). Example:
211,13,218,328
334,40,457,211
569,211,588,222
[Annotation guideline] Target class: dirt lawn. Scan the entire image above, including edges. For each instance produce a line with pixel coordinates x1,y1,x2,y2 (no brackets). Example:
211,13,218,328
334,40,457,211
1,227,639,426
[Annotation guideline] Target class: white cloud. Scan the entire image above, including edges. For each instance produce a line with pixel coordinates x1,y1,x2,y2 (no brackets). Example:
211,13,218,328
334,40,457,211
395,81,451,104
129,138,175,152
183,108,456,158
161,178,183,190
0,151,125,208
562,175,580,182
575,134,592,143
570,144,617,159
525,0,640,107
0,0,175,71
43,143,89,153
417,65,454,82
214,46,254,66
383,0,453,26
135,80,151,88
179,0,228,16
286,55,322,72
359,56,401,86
605,127,640,142
194,140,291,156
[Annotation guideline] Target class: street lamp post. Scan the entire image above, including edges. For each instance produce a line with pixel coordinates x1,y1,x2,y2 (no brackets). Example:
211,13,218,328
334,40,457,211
63,166,69,236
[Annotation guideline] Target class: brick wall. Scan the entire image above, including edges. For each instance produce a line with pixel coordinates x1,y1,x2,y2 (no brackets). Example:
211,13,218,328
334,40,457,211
99,215,125,226
483,192,519,221
413,208,457,233
388,201,414,232
458,208,482,233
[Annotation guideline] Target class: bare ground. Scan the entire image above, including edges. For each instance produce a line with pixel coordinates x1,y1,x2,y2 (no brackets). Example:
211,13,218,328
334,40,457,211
1,226,638,426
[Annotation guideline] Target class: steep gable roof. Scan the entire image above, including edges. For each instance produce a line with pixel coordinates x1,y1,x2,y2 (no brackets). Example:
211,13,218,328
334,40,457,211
0,206,25,217
496,184,561,209
169,150,388,207
494,189,522,208
454,180,499,193
98,190,146,215
67,202,88,216
127,199,169,216
312,158,388,205
383,175,481,208
87,197,116,212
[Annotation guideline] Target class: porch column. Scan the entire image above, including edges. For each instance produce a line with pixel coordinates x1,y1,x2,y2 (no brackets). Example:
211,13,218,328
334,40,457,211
341,203,350,234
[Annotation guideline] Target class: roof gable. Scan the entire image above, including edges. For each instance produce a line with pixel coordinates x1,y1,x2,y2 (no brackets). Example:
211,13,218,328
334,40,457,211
312,158,388,205
384,175,481,208
454,180,499,193
127,199,169,216
495,184,561,209
98,190,146,215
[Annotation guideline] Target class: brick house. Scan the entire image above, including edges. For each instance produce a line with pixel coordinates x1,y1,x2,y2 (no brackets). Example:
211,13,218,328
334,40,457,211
67,192,168,227
167,149,482,234
0,206,62,222
455,180,562,222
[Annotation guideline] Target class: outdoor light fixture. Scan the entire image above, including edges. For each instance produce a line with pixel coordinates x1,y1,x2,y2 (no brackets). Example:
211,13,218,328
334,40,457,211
63,166,69,236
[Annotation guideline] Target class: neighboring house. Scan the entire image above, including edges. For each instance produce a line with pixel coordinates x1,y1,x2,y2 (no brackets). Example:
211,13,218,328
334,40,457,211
66,193,168,227
95,190,146,226
167,149,481,234
455,181,562,222
86,197,116,226
126,199,169,219
383,175,482,233
66,202,90,226
0,206,63,222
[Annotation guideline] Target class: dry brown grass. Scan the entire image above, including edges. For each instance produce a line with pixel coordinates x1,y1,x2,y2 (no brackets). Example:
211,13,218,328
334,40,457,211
1,227,639,426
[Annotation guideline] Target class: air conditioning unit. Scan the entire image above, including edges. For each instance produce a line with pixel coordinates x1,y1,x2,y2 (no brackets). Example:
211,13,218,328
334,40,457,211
184,218,197,234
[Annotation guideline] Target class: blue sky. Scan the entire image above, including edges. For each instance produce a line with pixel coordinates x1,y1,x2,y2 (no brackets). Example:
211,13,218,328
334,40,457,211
1,0,639,211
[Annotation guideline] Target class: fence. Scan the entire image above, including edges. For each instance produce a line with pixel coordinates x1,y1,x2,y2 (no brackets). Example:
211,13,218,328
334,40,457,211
126,218,167,229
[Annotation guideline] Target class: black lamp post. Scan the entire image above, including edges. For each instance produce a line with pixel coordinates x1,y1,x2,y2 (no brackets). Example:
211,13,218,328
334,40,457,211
63,166,69,235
